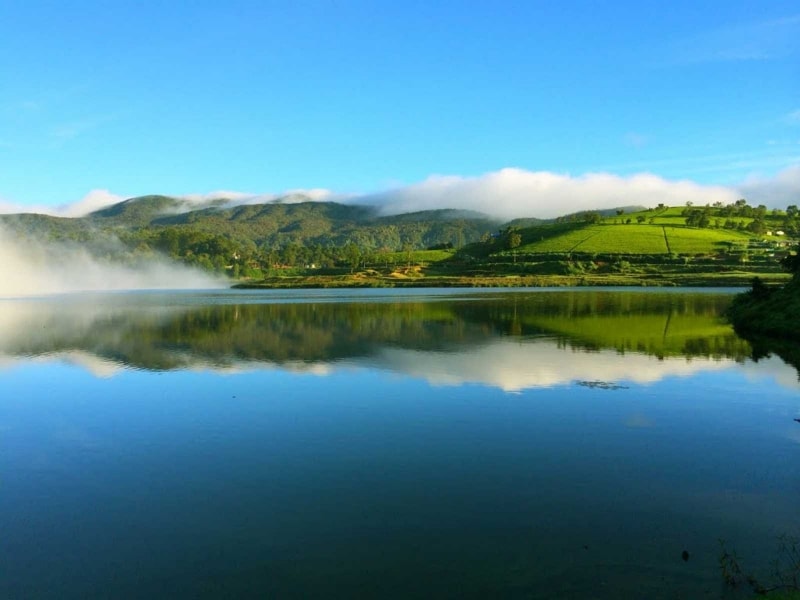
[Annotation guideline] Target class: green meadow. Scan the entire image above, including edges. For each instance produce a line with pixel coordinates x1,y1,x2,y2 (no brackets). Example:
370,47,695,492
516,222,760,256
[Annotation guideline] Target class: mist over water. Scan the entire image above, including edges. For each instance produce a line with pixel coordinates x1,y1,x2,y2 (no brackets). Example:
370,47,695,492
0,225,224,297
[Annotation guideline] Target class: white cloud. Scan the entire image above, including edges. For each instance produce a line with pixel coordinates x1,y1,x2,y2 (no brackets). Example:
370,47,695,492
285,188,336,201
358,168,739,219
0,189,124,217
180,190,258,203
0,188,338,218
737,164,800,207
57,189,124,217
177,188,337,210
787,109,800,124
2,164,799,222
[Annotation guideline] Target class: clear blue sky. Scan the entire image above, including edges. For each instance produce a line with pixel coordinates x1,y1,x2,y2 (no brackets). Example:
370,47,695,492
0,0,798,213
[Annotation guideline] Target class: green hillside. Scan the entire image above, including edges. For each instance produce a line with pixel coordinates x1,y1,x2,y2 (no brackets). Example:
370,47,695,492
514,223,755,255
2,195,797,286
82,195,502,251
0,212,94,241
89,195,186,226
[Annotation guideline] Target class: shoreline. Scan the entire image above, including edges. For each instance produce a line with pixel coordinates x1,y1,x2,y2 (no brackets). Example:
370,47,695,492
232,272,791,290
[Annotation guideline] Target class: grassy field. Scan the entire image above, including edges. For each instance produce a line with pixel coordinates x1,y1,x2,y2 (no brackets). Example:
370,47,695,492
383,249,455,264
516,222,761,256
664,226,751,254
235,268,792,289
574,225,667,253
518,224,667,254
600,206,776,230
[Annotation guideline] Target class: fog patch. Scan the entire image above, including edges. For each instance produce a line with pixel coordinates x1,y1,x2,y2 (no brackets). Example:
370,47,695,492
358,168,740,220
0,225,225,298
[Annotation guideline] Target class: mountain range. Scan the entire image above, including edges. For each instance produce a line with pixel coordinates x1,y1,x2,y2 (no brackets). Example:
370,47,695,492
1,194,510,250
0,193,654,252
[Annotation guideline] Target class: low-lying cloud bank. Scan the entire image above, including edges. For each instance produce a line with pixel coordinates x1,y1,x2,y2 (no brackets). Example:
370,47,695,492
358,169,741,220
2,164,799,221
0,225,224,297
359,165,800,220
738,164,800,208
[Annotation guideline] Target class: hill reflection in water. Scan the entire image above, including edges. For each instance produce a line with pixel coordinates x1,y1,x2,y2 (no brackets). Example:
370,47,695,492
2,289,800,599
2,288,791,390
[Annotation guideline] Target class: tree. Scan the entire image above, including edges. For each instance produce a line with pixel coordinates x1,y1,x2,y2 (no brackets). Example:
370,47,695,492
508,232,522,249
402,242,414,267
781,245,800,276
344,242,361,273
747,219,766,235
283,244,298,266
685,207,711,228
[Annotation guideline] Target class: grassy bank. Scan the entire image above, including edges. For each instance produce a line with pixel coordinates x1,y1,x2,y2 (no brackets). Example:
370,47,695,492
728,276,800,340
233,269,792,290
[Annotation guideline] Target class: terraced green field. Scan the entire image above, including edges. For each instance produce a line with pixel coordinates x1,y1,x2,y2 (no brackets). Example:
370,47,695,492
665,226,751,254
519,227,597,253
517,223,766,255
602,207,758,230
572,225,667,253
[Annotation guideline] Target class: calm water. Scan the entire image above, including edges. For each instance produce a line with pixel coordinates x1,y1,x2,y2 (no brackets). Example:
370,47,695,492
1,288,798,599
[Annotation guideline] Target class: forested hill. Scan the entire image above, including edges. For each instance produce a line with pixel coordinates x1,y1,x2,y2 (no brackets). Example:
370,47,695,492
0,194,507,273
86,196,500,250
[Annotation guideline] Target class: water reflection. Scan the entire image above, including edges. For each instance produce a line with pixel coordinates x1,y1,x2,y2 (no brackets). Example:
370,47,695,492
2,289,799,599
2,289,794,389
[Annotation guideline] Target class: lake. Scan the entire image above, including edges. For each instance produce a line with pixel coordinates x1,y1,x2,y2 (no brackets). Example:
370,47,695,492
1,288,798,598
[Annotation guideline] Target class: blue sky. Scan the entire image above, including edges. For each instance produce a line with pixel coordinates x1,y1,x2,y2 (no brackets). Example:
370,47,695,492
0,0,798,218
